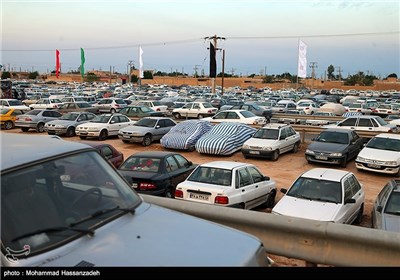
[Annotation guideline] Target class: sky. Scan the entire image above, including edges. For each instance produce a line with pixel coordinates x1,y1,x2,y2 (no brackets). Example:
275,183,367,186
1,0,399,79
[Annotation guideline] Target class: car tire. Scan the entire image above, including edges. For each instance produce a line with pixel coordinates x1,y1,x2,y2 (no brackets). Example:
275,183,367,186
65,127,75,137
164,187,173,198
98,130,108,141
188,146,195,152
354,204,364,225
4,121,13,130
173,113,181,119
36,123,45,133
142,134,152,146
292,142,299,153
110,108,116,114
340,155,348,168
271,150,279,161
79,136,87,139
122,140,130,144
198,114,204,119
262,190,276,209
21,127,29,132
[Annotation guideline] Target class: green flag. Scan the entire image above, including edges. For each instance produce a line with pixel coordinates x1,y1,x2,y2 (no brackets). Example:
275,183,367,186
80,48,85,78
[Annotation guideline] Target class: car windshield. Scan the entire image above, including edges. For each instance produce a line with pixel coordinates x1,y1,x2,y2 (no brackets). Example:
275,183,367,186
384,192,400,215
25,110,41,116
119,157,161,172
77,102,90,108
1,151,141,255
315,131,349,144
59,113,80,121
253,128,279,140
8,100,24,106
1,108,10,114
202,103,214,108
135,118,157,127
366,137,400,152
286,177,342,204
91,115,112,123
187,166,232,186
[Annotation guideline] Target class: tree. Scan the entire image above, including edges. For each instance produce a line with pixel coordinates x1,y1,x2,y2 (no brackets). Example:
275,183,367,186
344,71,378,86
327,65,335,80
130,74,138,83
143,71,153,79
1,71,11,79
28,71,39,79
387,73,398,78
84,72,99,82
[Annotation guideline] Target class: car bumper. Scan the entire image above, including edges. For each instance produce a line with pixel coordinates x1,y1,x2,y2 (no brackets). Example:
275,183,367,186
15,122,37,128
45,128,68,135
305,154,344,165
118,135,144,143
355,161,400,175
242,149,275,158
76,131,100,137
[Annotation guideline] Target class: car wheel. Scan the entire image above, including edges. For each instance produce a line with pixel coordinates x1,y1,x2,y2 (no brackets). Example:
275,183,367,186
198,114,204,119
354,204,364,225
243,154,249,159
21,127,29,132
164,188,173,198
98,130,108,141
262,190,276,209
173,113,181,119
65,127,75,137
79,136,87,139
271,150,279,161
292,142,299,153
4,121,13,130
340,155,348,168
110,108,116,114
36,123,45,133
122,140,130,144
142,134,152,146
188,146,195,152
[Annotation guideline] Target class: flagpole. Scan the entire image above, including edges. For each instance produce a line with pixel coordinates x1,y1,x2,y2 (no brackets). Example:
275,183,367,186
296,38,299,90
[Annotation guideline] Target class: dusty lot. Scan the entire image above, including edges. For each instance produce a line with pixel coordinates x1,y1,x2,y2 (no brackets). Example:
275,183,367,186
2,129,393,266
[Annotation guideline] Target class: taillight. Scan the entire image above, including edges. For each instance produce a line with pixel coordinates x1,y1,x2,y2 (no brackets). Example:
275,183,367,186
138,182,157,191
25,117,33,121
157,108,160,111
208,110,212,113
115,104,120,108
215,196,229,205
175,189,183,198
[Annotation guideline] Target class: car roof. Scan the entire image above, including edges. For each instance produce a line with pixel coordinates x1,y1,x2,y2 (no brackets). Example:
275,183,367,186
127,151,180,158
261,123,290,129
198,161,250,169
300,168,351,182
1,134,94,171
374,133,400,140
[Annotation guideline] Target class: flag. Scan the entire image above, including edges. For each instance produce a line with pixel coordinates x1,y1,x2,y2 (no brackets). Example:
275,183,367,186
80,48,85,78
55,49,60,79
297,40,307,78
139,46,144,78
209,42,216,78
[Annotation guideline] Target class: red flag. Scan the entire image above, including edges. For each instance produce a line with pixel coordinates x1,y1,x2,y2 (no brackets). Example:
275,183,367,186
56,49,60,78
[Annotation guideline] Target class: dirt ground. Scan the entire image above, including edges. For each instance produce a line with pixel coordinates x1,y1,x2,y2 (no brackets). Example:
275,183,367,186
2,129,392,266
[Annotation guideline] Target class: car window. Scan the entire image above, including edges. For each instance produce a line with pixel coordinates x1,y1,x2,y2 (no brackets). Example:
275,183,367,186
377,182,391,207
214,112,227,119
100,146,113,159
247,166,263,183
287,127,296,136
340,118,357,126
166,156,179,172
42,110,52,117
384,192,400,214
164,119,176,127
358,118,373,127
238,168,253,188
343,178,353,201
174,154,190,168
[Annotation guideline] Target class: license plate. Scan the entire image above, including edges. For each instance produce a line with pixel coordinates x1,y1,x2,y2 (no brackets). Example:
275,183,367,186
79,131,88,135
189,193,209,201
367,163,380,168
249,151,260,155
123,135,130,139
132,183,138,189
315,155,328,160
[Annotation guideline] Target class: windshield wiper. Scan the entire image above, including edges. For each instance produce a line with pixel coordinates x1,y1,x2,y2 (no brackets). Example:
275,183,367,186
11,226,95,243
70,206,135,227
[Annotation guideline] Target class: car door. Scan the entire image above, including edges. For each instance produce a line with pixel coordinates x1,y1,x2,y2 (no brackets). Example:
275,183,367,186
165,155,185,188
338,117,357,130
247,166,273,206
235,167,258,209
338,174,364,224
278,127,294,153
348,131,363,159
356,118,374,131
108,115,125,135
372,182,391,229
173,154,195,183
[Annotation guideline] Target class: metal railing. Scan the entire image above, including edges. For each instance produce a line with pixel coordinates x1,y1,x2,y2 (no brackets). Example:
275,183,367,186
142,194,400,267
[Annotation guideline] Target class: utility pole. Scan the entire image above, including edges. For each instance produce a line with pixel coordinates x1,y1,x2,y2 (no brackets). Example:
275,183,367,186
194,65,200,77
204,35,225,93
309,62,318,89
221,49,225,95
127,60,134,85
336,66,343,81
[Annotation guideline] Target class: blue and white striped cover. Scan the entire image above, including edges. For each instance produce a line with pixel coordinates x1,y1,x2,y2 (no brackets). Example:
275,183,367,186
160,120,213,150
342,112,363,117
195,122,256,155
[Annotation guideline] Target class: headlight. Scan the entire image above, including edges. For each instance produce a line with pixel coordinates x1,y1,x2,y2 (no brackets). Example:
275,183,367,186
263,146,273,151
384,161,398,166
356,156,366,162
305,149,315,155
330,152,343,157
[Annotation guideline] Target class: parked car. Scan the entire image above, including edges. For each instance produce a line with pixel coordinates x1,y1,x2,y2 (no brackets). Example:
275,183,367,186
29,98,64,110
44,112,96,137
371,179,400,233
133,100,168,113
305,111,337,126
118,151,197,198
160,119,213,151
323,115,398,133
57,101,100,114
224,104,273,121
172,102,218,119
346,102,372,115
118,117,177,146
305,128,364,167
372,104,400,118
75,113,135,140
271,100,297,113
242,123,301,161
195,122,256,156
1,133,271,267
203,109,267,125
0,108,27,130
0,98,30,110
355,133,400,175
79,141,124,168
271,109,306,124
296,101,319,115
118,105,165,119
175,161,277,209
15,109,63,132
272,168,365,224
92,98,128,113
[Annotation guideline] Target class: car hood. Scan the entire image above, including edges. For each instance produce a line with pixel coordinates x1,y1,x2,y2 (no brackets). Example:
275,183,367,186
20,202,263,266
382,213,400,233
119,125,153,133
244,137,278,147
358,147,400,161
45,120,77,126
307,142,349,153
272,195,341,222
78,122,107,128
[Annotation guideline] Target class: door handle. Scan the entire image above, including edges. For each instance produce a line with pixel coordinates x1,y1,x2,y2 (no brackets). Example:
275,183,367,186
255,185,258,188
242,189,245,192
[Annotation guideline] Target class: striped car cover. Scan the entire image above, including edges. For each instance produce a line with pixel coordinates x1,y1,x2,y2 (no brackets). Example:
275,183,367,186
160,120,213,150
195,122,257,155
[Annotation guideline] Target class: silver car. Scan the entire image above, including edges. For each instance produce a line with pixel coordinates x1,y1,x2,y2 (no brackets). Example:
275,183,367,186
44,111,96,137
1,133,271,266
15,109,63,132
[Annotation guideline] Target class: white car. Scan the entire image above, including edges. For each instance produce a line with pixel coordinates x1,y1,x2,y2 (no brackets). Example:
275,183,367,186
172,102,218,119
241,123,301,161
175,161,277,210
272,168,365,224
135,100,168,113
75,113,135,140
29,98,64,110
296,101,319,115
355,133,400,175
0,99,30,110
203,109,266,125
92,98,128,113
323,115,398,133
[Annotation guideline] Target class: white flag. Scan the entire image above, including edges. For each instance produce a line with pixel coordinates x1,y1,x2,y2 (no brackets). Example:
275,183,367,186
297,40,307,78
139,46,144,78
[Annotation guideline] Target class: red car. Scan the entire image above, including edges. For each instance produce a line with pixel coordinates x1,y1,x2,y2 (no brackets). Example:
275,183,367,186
79,142,124,168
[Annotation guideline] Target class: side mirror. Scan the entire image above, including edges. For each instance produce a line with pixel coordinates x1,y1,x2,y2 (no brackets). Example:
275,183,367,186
344,198,356,204
280,188,287,194
376,205,383,213
263,175,270,181
185,161,193,167
155,125,160,129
